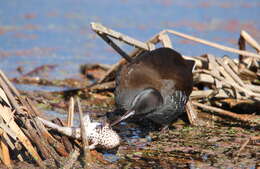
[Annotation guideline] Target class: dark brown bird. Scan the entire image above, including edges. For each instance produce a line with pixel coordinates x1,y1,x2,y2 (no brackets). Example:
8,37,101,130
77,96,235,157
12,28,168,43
111,47,195,127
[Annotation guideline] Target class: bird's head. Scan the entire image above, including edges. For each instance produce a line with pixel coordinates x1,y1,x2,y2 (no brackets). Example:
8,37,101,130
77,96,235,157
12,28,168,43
111,88,163,126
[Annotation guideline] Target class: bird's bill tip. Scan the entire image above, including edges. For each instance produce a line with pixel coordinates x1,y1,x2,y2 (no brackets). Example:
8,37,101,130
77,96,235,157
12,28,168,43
110,110,135,127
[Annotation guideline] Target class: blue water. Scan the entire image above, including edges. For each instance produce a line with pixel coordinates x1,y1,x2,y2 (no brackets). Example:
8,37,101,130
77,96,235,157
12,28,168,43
0,0,259,79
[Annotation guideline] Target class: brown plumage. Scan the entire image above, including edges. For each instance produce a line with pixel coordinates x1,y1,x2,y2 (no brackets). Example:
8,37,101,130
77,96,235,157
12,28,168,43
112,47,195,126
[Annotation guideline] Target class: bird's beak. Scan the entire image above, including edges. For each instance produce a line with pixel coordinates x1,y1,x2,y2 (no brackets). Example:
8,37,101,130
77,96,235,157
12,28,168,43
110,110,135,127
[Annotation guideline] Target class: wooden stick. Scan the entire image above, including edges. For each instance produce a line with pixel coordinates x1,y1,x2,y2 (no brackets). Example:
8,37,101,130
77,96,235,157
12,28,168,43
217,58,246,87
192,101,258,124
67,97,74,127
201,69,260,99
240,30,260,52
0,77,23,114
185,100,199,126
52,119,73,154
0,136,12,169
159,33,172,48
0,117,17,141
165,29,260,59
76,97,92,168
0,70,20,97
190,89,229,99
97,33,133,62
0,105,44,168
238,34,246,64
35,118,69,157
89,81,115,92
2,132,23,161
91,22,149,50
0,88,11,108
24,120,52,160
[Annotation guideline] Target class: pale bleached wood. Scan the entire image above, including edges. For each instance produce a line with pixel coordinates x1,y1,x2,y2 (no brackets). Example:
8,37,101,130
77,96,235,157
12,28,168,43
240,30,260,52
2,132,23,161
0,137,12,169
0,77,23,115
165,29,260,59
246,84,260,93
0,70,20,97
215,58,243,99
67,97,74,127
190,90,229,99
201,70,260,99
0,88,11,108
76,97,92,167
218,58,246,87
0,117,17,140
0,104,44,168
185,101,199,126
193,73,215,84
159,33,172,48
91,22,149,50
207,54,223,88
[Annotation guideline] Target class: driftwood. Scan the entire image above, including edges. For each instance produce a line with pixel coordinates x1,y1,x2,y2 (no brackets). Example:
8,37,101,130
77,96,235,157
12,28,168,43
0,73,45,168
0,70,81,168
91,22,260,126
0,69,121,168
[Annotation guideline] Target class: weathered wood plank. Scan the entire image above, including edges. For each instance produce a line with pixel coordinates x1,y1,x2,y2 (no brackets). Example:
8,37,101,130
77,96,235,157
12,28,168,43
91,22,149,50
166,29,260,59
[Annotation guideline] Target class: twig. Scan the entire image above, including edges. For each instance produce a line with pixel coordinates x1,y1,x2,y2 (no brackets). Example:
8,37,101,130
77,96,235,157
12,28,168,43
89,81,115,92
35,118,69,157
24,119,52,160
0,76,24,114
0,136,12,169
0,104,44,168
192,101,259,124
240,30,260,52
159,33,172,48
201,69,260,99
97,46,145,83
0,70,20,97
67,97,74,127
238,33,246,64
76,97,92,168
25,98,41,116
165,29,260,59
97,33,133,62
185,100,199,126
91,22,149,50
